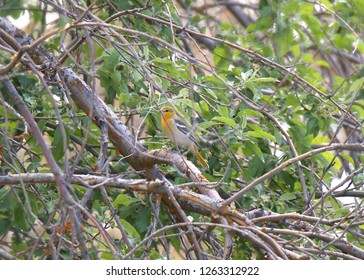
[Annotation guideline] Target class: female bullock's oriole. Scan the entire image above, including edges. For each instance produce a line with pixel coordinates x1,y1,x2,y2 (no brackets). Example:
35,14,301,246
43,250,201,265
160,106,208,168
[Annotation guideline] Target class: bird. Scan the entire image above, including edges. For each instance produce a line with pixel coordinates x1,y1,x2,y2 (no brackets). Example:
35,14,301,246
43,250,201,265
160,106,208,168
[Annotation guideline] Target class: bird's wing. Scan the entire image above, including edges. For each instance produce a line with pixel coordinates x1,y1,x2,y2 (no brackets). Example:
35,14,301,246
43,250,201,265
174,118,199,146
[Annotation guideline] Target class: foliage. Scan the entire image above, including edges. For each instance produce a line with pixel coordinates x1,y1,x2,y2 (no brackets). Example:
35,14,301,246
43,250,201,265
0,0,363,260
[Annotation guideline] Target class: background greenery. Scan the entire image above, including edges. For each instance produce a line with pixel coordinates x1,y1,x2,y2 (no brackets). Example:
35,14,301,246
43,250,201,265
0,0,363,260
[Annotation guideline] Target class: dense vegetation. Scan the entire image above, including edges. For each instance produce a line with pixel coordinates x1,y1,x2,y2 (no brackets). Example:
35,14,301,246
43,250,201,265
0,0,363,260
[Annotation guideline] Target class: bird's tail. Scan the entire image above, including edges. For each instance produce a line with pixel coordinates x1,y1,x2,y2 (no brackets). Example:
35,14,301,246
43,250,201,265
190,145,208,168
196,152,209,168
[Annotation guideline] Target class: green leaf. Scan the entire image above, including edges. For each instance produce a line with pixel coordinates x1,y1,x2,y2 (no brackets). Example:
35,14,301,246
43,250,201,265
294,182,302,192
345,77,364,102
299,2,314,14
274,128,283,145
198,120,218,129
340,153,355,166
288,121,311,153
237,109,263,118
212,116,236,127
51,125,70,162
0,0,23,19
106,50,121,71
152,57,173,65
245,140,264,162
0,212,11,235
247,123,263,131
352,104,364,118
327,197,350,218
352,173,364,185
217,105,229,117
100,252,114,260
311,135,330,145
321,151,341,172
170,235,181,252
282,0,299,14
254,77,279,83
13,205,30,231
316,60,330,67
214,46,232,70
133,207,152,235
240,111,247,129
152,57,180,78
328,196,340,212
346,232,355,243
279,193,296,201
120,219,141,241
246,130,276,142
240,69,256,82
113,194,132,207
148,250,163,260
306,116,319,136
247,152,265,176
274,19,294,56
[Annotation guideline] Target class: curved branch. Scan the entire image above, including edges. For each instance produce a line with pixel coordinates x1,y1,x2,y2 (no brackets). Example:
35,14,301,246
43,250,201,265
222,143,364,207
